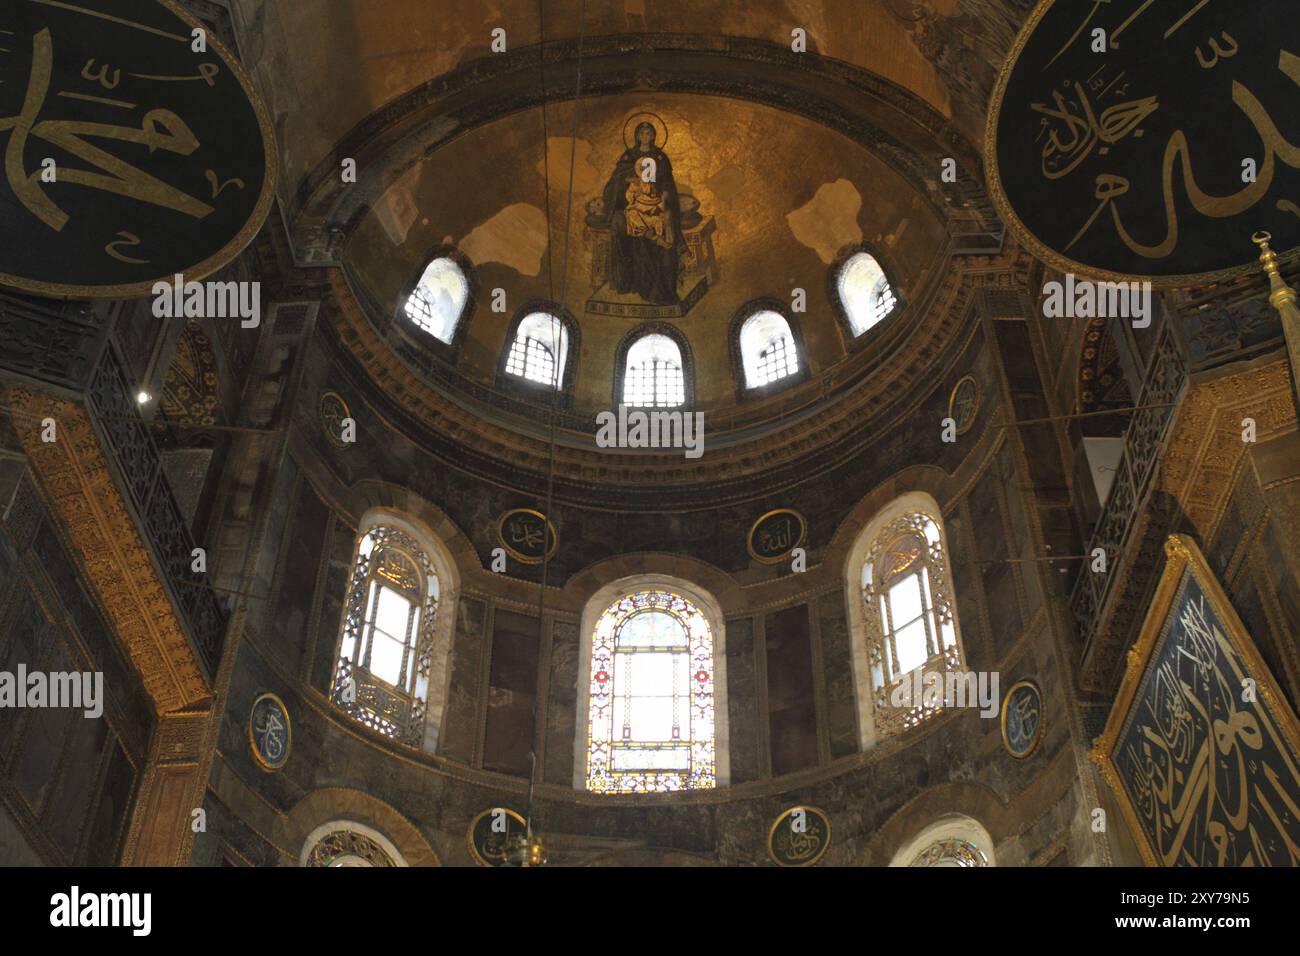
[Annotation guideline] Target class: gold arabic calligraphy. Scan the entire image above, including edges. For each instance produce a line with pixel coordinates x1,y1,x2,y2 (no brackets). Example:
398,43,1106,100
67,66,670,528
0,28,214,234
1118,589,1300,866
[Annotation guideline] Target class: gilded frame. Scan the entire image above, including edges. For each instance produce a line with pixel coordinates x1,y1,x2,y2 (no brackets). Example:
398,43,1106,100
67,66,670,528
1089,534,1300,866
495,508,558,565
746,508,806,565
766,805,832,867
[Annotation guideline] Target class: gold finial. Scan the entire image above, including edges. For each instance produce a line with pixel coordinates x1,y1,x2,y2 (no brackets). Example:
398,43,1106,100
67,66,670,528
1254,230,1299,311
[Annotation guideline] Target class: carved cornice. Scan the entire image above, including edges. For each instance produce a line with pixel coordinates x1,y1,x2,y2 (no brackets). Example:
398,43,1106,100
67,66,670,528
1160,357,1296,532
5,389,213,713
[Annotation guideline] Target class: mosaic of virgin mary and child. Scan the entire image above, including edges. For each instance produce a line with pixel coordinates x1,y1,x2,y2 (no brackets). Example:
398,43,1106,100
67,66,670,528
597,116,689,305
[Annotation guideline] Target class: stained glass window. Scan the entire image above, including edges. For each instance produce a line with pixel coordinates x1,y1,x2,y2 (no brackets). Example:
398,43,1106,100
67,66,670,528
506,312,568,387
331,525,438,746
623,334,685,407
306,830,397,867
404,256,468,343
586,590,715,793
910,838,988,867
739,310,799,387
861,509,963,738
838,252,897,335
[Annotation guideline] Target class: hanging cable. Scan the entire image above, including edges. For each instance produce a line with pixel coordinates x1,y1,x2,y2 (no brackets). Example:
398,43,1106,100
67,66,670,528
519,0,587,863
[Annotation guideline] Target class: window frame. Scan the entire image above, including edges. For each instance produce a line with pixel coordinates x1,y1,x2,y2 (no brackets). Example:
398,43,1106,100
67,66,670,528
575,574,730,793
728,298,810,400
826,242,904,351
496,301,580,405
844,492,966,749
328,511,458,754
393,245,477,358
612,322,695,409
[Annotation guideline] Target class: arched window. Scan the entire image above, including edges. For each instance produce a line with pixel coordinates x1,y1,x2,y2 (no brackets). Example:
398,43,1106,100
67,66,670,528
846,493,966,744
301,822,407,867
403,256,469,343
331,523,439,746
584,588,717,793
623,333,685,407
505,311,568,387
838,251,897,336
739,310,799,388
889,816,995,867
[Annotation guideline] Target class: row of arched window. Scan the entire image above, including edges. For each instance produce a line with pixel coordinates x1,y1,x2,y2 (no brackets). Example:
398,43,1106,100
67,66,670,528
400,250,899,405
328,492,963,795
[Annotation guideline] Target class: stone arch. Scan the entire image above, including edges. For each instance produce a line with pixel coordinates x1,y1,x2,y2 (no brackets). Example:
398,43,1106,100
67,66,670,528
860,780,1006,866
284,788,439,866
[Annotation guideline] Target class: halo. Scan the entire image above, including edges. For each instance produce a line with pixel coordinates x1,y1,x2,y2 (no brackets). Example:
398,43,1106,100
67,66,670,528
623,112,669,150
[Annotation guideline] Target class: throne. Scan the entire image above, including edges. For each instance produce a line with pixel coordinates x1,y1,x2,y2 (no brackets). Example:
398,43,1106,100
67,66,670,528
583,191,717,319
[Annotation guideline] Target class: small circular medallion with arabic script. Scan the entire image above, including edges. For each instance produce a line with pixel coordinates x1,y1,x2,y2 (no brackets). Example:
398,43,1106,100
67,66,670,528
467,808,528,867
747,509,807,565
767,805,831,867
319,391,351,449
248,692,291,772
1000,680,1043,759
948,376,980,435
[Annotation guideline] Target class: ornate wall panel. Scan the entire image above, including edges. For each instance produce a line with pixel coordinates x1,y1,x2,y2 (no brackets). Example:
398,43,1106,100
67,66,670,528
5,390,212,712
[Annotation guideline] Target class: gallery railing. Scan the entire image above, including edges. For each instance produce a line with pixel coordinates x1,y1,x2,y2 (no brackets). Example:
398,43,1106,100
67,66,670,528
1069,317,1187,658
0,291,227,681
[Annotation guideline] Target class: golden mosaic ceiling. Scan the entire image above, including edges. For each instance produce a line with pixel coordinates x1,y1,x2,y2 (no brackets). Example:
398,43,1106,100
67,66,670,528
231,0,1028,475
347,93,946,413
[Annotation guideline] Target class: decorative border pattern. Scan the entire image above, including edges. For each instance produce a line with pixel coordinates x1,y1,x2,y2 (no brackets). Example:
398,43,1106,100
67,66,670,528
5,388,212,711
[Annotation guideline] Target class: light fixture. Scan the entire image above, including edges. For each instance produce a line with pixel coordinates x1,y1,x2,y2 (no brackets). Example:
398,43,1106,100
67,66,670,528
136,390,152,405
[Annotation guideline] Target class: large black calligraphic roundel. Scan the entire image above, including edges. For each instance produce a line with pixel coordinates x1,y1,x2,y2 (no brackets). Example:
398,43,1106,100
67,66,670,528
0,0,276,298
986,0,1300,288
